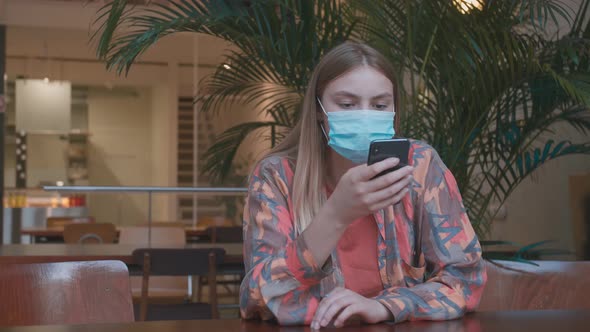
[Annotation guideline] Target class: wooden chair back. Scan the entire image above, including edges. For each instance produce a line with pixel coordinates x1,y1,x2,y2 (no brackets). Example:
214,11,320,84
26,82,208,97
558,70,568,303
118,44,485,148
63,223,117,244
479,260,590,311
201,226,244,307
132,248,226,321
0,261,133,327
206,226,242,243
118,226,188,301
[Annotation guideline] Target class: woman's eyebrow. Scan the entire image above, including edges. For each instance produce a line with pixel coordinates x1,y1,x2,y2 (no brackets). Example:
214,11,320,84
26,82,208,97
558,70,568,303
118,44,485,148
331,91,393,99
332,91,359,98
371,93,394,99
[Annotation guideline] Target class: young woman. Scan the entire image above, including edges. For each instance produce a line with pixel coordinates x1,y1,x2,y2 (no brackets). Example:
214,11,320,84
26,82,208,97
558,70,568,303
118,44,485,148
239,42,486,328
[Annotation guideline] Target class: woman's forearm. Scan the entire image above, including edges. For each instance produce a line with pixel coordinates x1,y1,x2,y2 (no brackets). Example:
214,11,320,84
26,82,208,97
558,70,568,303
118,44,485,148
301,200,349,268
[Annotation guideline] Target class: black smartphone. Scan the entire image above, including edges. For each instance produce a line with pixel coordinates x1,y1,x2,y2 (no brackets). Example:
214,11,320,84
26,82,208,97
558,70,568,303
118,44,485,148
367,138,410,178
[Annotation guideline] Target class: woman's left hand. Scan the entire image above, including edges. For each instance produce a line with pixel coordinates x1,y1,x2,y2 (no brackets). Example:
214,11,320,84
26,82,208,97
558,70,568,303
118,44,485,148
311,287,392,329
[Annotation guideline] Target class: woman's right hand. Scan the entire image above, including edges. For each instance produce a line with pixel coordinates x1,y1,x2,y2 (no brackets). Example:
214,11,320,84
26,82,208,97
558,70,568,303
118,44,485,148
326,158,414,226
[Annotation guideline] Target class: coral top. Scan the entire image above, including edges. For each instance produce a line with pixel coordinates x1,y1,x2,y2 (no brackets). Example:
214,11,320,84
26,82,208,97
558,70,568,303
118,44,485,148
336,215,383,297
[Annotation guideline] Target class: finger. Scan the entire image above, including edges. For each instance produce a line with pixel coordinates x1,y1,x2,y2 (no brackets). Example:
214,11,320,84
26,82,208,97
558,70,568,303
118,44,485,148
357,158,400,181
314,290,348,326
366,172,412,204
368,165,414,189
313,288,350,327
333,303,361,328
319,295,356,327
389,186,410,205
371,187,409,211
312,288,347,328
363,165,414,192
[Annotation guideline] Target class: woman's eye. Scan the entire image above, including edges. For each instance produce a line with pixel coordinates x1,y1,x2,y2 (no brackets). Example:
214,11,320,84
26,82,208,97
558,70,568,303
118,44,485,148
374,104,388,110
339,103,355,109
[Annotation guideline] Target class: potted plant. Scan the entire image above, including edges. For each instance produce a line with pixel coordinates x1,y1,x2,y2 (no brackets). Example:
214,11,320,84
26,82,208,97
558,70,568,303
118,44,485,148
93,0,590,248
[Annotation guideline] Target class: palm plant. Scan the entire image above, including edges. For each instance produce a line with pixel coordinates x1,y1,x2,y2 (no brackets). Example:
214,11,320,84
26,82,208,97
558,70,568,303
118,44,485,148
94,0,354,181
354,0,590,236
94,0,590,239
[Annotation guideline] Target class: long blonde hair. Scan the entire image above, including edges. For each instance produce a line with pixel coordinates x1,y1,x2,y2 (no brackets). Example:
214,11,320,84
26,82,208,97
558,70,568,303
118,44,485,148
261,42,399,234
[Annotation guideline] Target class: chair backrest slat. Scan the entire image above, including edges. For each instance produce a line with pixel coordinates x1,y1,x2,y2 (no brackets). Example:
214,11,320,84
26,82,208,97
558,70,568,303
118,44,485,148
132,248,225,276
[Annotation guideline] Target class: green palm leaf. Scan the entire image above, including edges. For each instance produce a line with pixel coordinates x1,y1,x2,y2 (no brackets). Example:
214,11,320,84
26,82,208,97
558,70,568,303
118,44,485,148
201,104,297,183
356,0,590,237
201,121,277,185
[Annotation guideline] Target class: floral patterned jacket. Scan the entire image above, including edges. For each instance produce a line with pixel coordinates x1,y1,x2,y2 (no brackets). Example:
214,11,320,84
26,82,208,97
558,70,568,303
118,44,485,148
240,140,487,325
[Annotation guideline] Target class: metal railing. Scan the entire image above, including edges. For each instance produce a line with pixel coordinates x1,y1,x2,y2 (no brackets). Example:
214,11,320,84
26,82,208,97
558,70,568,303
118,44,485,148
43,186,248,245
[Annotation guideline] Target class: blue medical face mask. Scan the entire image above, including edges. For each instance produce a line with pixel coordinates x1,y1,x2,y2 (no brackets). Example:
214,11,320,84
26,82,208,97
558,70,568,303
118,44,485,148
317,98,396,164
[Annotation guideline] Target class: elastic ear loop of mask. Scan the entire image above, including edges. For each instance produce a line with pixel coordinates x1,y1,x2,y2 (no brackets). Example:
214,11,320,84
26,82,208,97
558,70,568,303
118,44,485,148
316,97,329,141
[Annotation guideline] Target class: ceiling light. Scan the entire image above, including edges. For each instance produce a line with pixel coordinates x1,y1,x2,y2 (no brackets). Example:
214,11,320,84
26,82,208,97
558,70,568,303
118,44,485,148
454,0,483,14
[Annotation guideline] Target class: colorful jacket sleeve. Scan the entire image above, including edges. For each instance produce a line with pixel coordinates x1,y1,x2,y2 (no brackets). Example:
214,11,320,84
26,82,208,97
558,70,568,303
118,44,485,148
374,147,487,323
239,157,330,325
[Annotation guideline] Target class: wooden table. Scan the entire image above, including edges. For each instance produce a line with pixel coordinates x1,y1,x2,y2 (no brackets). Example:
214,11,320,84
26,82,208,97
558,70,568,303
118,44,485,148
0,243,243,265
0,310,589,331
20,226,209,243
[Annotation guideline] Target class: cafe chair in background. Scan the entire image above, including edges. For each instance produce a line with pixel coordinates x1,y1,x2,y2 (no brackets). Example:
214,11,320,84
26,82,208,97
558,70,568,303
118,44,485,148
132,248,226,321
119,226,188,301
198,226,244,307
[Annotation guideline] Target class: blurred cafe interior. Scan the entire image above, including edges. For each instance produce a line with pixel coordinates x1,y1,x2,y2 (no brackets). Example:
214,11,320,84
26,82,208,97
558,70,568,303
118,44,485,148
0,0,589,330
